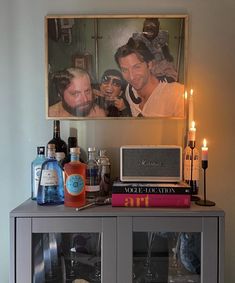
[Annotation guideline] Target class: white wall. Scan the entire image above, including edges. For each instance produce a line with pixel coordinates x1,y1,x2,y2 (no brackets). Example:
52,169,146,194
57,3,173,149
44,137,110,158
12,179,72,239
1,0,235,282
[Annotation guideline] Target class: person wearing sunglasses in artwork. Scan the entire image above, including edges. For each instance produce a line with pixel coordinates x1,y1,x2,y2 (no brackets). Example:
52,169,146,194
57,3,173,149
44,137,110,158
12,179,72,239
95,69,132,117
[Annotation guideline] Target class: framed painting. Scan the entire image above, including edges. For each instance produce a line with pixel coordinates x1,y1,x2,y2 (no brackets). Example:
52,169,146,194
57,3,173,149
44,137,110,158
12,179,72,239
45,15,188,120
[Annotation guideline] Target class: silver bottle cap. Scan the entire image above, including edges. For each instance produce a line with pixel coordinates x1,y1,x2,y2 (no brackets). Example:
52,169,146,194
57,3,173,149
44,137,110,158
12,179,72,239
88,147,96,152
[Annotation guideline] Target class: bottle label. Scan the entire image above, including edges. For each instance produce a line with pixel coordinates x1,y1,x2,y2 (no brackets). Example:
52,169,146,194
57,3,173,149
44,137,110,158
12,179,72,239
183,147,199,181
86,168,99,183
33,165,42,192
40,169,58,186
66,174,85,196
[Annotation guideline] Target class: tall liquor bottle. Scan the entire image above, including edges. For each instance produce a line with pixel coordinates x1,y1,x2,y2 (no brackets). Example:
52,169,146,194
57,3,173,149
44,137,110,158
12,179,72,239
37,144,64,205
67,136,85,163
86,147,100,201
31,146,46,200
63,136,78,166
183,143,199,196
68,136,77,150
48,120,67,156
64,147,86,207
184,123,200,199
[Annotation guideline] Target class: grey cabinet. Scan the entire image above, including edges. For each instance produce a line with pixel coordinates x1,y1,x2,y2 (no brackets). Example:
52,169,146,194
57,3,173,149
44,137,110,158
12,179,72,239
10,200,224,283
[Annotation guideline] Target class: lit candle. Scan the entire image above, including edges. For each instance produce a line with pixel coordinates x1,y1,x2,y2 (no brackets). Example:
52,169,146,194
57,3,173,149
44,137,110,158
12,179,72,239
188,121,196,141
188,89,194,128
201,139,208,161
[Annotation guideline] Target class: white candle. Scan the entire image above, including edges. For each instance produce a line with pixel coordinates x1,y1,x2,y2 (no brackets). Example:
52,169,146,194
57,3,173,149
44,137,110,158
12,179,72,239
188,121,196,141
188,89,194,128
201,139,208,161
184,91,188,120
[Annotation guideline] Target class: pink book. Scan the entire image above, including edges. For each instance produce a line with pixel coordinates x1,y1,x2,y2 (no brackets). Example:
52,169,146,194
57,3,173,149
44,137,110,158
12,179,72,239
112,194,191,208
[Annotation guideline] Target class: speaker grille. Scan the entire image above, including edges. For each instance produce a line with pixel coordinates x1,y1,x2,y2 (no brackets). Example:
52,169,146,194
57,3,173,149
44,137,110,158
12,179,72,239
121,147,181,181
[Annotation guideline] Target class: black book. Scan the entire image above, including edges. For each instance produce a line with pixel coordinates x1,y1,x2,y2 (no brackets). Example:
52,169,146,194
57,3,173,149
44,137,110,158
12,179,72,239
112,181,191,194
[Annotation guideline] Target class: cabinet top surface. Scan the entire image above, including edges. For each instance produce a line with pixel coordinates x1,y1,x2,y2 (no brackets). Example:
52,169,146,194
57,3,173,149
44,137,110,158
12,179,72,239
10,199,225,218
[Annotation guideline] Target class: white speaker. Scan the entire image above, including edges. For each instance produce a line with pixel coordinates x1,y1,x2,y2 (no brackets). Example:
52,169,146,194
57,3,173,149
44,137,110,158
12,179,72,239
120,145,182,182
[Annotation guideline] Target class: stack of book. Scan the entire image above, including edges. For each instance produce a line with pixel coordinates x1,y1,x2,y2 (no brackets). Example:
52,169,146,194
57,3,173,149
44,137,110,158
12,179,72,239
111,181,191,208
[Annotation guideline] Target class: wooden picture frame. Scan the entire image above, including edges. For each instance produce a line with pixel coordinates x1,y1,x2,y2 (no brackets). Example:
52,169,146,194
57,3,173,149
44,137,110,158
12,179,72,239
45,15,188,120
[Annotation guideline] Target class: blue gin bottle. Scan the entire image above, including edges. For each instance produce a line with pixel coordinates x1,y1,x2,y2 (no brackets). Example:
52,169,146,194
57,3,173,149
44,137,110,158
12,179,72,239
37,144,64,205
31,146,46,200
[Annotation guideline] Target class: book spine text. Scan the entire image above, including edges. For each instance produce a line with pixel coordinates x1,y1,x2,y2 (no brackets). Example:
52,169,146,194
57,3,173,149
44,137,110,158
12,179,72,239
111,194,191,207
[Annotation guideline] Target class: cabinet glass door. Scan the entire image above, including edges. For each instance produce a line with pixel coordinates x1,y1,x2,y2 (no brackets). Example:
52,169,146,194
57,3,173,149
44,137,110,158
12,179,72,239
33,232,101,283
15,217,116,283
133,232,201,283
117,216,218,283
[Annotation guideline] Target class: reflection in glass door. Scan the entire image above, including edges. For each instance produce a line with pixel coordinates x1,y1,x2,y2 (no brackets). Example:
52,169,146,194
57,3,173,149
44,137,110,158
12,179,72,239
32,232,101,283
133,232,201,283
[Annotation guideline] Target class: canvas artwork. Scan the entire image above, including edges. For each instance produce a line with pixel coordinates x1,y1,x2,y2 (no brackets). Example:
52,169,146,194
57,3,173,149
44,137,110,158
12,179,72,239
45,15,188,120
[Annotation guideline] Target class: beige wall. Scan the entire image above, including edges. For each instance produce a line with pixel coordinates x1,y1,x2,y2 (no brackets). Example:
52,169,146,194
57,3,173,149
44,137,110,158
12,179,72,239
0,0,235,282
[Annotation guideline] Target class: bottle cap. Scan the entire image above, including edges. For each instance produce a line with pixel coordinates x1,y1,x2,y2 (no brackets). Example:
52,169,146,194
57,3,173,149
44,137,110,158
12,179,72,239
99,149,107,156
37,146,45,155
54,120,60,132
54,120,60,126
55,152,65,161
70,147,80,154
68,137,77,148
88,147,96,152
48,143,56,150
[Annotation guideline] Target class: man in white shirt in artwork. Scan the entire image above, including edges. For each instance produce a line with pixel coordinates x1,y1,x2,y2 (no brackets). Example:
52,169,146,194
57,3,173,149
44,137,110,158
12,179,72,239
114,38,184,117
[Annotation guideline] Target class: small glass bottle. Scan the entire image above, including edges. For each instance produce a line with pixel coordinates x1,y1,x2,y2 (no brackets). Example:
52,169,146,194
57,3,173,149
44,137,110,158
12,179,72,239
31,146,46,200
183,142,199,195
97,149,111,196
37,144,64,205
86,147,100,201
64,147,86,207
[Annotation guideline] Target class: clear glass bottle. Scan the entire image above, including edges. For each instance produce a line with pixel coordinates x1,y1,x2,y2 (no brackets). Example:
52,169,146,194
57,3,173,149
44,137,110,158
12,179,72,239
183,143,199,195
31,146,46,200
64,147,87,207
86,147,100,201
48,120,67,156
97,149,111,196
37,144,64,205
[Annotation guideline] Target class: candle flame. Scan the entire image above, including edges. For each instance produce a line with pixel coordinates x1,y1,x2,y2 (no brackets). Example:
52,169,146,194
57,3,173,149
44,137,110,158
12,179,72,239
203,138,207,147
191,121,195,129
184,91,188,99
190,89,194,96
